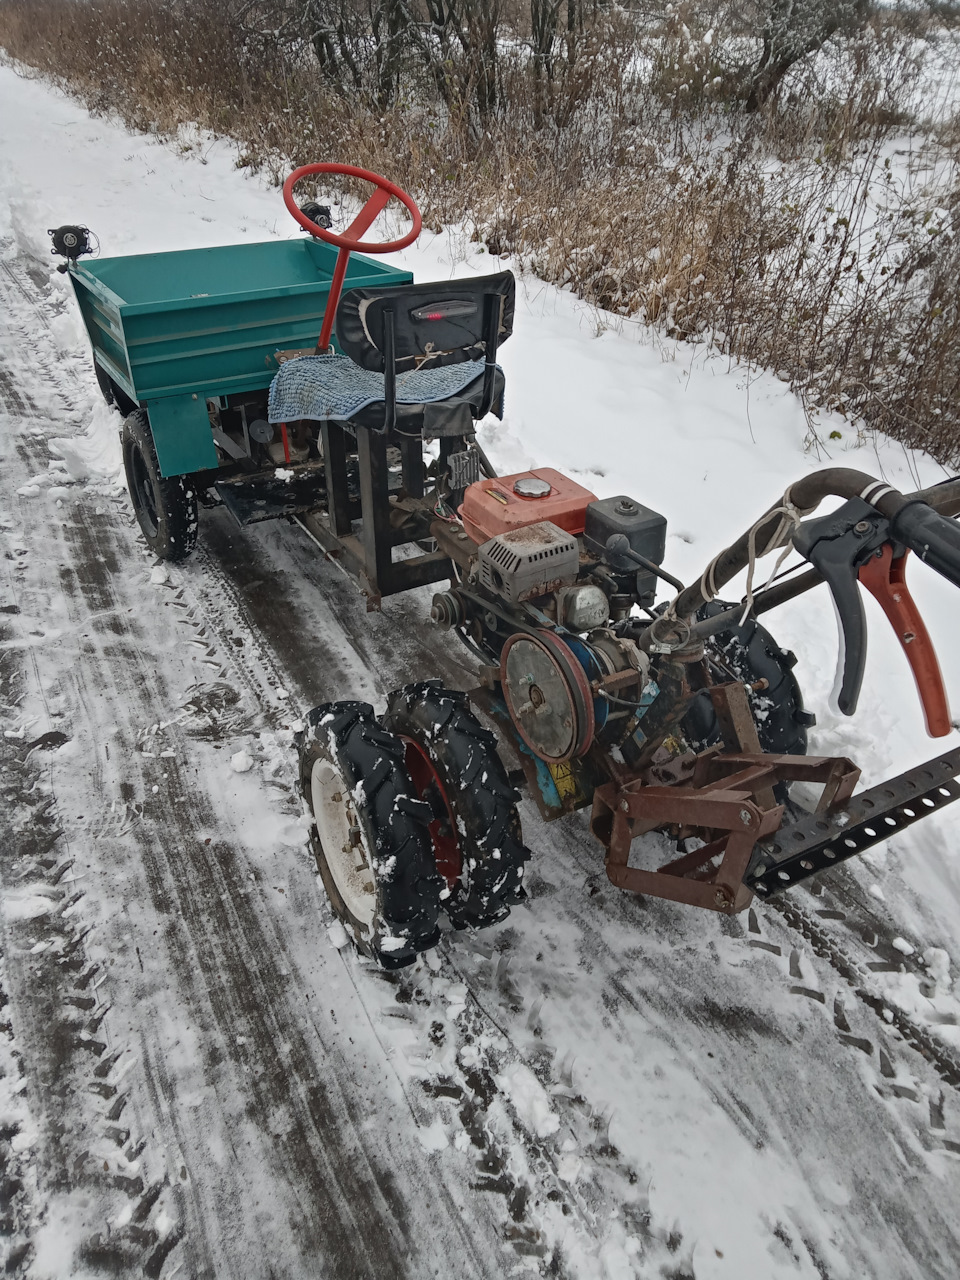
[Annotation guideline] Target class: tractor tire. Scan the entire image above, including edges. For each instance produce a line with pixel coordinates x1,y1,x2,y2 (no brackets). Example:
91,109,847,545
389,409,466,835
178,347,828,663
298,701,443,969
121,410,198,562
384,681,528,930
683,602,812,757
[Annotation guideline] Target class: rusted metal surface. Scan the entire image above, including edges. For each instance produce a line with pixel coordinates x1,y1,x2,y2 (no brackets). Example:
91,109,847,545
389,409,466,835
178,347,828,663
591,750,862,915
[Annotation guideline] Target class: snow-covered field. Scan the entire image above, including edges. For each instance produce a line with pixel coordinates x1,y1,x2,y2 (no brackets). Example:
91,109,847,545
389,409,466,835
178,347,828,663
0,61,959,1280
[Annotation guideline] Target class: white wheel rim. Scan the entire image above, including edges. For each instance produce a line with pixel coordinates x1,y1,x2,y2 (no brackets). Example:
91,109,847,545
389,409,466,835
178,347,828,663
310,758,377,930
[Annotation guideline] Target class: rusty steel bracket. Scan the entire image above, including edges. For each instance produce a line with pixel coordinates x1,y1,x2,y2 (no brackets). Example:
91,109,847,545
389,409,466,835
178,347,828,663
590,752,861,915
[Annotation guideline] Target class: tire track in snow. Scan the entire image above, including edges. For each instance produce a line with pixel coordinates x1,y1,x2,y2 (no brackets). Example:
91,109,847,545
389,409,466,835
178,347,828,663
0,251,513,1277
183,507,960,1272
0,395,181,1272
4,245,960,1275
192,493,960,1100
170,523,652,1271
53,464,507,1279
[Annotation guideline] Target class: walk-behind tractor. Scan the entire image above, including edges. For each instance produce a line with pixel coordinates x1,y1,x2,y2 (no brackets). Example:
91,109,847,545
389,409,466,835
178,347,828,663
57,164,960,967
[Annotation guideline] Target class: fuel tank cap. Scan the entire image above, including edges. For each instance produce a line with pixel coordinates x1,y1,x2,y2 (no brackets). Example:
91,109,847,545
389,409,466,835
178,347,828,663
513,476,551,498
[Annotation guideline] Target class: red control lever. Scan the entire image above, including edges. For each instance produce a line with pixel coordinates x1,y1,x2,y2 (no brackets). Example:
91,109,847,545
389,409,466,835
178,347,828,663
858,544,952,737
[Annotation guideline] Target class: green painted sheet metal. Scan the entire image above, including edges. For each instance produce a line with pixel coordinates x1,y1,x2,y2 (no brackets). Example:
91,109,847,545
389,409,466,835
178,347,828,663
69,237,413,474
146,394,219,475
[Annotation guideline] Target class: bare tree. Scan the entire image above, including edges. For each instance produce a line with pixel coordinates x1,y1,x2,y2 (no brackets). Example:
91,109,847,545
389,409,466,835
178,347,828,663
739,0,873,111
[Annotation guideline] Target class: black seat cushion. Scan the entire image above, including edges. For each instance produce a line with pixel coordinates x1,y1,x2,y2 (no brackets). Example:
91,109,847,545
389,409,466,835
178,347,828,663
345,367,505,436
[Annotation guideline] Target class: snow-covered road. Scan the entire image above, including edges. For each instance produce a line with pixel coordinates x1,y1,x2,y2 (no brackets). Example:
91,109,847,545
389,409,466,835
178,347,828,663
1,62,959,1280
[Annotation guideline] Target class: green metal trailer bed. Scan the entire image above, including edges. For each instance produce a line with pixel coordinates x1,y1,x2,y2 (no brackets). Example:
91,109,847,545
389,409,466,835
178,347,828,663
70,236,411,475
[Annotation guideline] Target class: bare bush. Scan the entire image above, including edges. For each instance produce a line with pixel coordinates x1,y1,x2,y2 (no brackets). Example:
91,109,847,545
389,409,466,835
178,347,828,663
1,0,960,461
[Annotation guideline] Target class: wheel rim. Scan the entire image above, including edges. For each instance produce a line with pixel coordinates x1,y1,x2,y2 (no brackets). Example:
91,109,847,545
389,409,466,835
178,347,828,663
402,738,462,889
310,758,376,928
130,447,160,539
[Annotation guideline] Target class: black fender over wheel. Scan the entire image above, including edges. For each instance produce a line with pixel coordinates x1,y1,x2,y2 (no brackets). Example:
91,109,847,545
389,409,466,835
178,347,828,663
384,681,528,930
297,701,443,968
121,410,198,562
684,602,813,757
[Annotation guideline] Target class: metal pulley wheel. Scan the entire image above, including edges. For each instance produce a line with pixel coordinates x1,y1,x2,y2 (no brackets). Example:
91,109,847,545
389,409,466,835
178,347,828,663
501,631,595,762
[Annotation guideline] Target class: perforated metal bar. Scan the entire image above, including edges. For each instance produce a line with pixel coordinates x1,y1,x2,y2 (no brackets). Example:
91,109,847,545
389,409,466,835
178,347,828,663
746,746,960,896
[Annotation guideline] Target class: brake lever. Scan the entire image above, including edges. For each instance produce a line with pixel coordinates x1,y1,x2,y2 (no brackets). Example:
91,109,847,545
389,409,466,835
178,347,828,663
792,499,889,716
793,498,953,733
857,544,951,737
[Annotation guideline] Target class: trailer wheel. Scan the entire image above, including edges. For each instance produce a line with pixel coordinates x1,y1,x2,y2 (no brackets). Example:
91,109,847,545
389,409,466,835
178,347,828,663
298,701,443,968
121,411,198,562
684,603,811,757
384,682,528,930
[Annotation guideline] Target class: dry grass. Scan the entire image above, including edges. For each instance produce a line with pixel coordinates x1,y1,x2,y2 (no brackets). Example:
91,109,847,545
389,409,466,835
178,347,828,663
2,0,960,461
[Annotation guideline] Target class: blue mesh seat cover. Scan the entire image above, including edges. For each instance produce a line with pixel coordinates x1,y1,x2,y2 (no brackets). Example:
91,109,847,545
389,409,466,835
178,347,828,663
268,353,489,424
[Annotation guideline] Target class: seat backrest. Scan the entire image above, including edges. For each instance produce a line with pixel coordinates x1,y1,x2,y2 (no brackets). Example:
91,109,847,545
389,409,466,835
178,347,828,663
335,271,515,373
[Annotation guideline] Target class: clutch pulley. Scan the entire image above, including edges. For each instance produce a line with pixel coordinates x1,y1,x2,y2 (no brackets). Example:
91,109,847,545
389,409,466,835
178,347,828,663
501,631,595,762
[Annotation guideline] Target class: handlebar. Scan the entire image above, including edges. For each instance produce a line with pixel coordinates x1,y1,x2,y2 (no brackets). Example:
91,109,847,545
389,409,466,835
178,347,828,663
643,468,960,737
890,500,960,590
667,470,960,622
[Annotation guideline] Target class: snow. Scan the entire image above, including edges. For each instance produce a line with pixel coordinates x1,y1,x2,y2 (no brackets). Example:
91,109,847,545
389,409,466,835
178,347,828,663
2,891,56,922
495,1062,561,1138
416,1119,450,1151
325,920,350,950
0,57,958,1280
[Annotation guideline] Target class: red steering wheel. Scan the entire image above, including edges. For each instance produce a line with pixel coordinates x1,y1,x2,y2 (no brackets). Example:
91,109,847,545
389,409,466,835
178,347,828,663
283,163,422,352
283,162,422,253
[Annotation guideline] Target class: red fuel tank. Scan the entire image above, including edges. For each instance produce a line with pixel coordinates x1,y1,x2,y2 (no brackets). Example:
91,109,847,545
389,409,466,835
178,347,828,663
461,468,598,544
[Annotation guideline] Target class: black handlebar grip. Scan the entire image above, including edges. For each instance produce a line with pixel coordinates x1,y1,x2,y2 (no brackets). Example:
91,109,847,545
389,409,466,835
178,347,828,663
890,501,960,589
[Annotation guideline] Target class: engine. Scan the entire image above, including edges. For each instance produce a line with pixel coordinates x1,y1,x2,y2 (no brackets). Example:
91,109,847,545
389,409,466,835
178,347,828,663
432,467,669,765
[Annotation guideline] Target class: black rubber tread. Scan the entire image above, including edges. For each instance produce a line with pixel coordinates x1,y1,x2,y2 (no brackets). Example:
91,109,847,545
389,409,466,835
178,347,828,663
683,601,810,758
297,700,443,969
121,410,199,562
383,681,528,930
